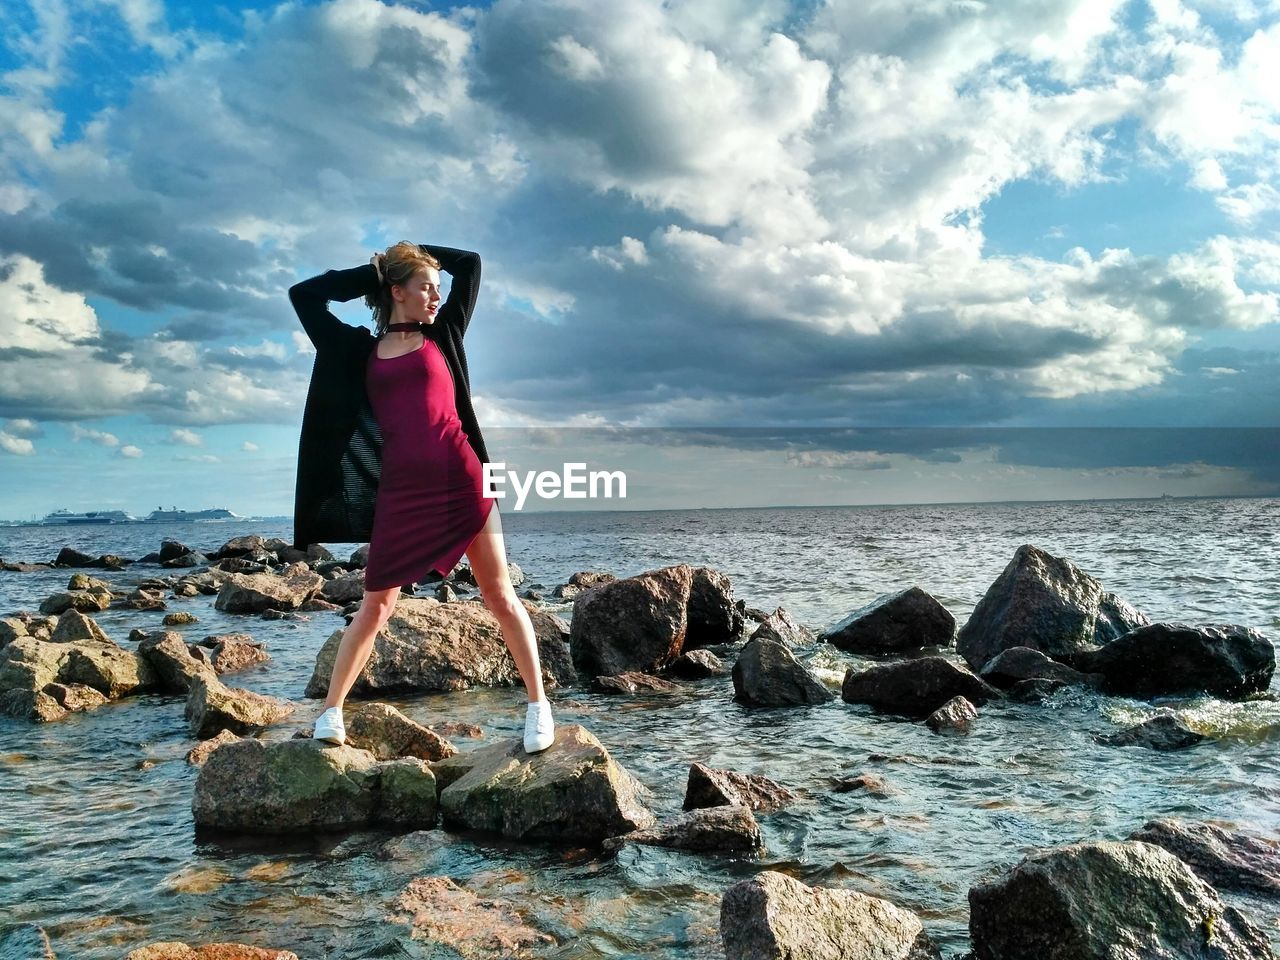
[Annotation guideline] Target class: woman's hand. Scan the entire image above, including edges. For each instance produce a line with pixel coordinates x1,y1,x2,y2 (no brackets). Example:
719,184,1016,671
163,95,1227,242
369,253,385,286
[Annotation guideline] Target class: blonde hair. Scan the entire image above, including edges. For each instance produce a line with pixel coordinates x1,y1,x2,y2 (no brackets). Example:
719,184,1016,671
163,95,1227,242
364,241,442,337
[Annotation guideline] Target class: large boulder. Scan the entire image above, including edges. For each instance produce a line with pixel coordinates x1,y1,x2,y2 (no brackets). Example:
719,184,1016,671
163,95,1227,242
720,869,941,960
430,723,654,843
685,566,746,648
968,840,1273,959
841,656,1000,717
821,587,956,655
747,606,814,648
305,597,573,698
956,544,1148,670
1128,818,1280,898
569,565,694,676
214,569,324,613
732,636,834,707
1066,622,1274,701
191,737,436,833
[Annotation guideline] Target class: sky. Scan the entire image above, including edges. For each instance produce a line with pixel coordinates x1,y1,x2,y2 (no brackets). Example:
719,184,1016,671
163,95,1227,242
1,0,1279,519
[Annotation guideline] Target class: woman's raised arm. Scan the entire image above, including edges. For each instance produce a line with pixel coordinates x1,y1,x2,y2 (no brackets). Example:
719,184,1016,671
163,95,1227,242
288,263,380,352
418,244,481,337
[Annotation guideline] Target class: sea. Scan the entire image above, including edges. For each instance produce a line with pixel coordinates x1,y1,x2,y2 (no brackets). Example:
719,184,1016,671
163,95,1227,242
1,496,1278,958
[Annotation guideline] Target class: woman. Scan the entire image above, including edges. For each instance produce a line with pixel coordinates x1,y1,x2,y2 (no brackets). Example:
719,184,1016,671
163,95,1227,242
288,241,554,754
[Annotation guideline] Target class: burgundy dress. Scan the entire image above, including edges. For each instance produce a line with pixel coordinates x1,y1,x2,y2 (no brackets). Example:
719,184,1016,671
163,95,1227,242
361,333,498,591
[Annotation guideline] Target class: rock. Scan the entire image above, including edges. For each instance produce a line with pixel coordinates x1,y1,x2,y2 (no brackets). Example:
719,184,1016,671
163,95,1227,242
212,534,268,559
968,840,1272,959
666,648,726,678
192,737,436,833
344,702,458,762
0,616,28,648
926,695,977,733
978,646,1102,690
553,570,617,599
44,681,109,713
1095,715,1206,751
841,656,1000,717
121,587,166,611
163,550,210,569
1067,622,1275,701
318,571,366,605
214,569,323,613
956,544,1147,670
591,671,683,694
569,565,694,676
348,544,370,568
198,634,270,674
1128,817,1280,898
0,687,69,722
86,554,130,570
53,546,94,566
305,597,573,698
603,803,762,854
186,729,242,766
831,773,896,797
732,636,835,707
162,611,199,626
38,589,111,615
720,869,941,960
822,587,956,655
749,606,814,648
124,942,298,959
58,638,157,698
67,572,113,591
430,723,654,843
386,875,555,955
186,674,295,739
683,761,796,812
685,566,745,648
49,608,111,644
434,582,457,602
138,631,218,693
1096,591,1152,642
159,539,191,562
1009,678,1069,702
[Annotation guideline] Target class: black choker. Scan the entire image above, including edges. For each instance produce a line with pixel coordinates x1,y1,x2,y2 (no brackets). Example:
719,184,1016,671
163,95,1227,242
386,321,427,333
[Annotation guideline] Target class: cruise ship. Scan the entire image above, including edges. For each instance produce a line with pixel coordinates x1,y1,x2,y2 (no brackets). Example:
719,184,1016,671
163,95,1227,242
19,506,247,526
33,508,138,525
142,506,245,522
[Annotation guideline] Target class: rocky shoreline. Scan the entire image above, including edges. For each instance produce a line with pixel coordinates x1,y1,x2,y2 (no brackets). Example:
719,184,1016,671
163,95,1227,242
1,535,1277,958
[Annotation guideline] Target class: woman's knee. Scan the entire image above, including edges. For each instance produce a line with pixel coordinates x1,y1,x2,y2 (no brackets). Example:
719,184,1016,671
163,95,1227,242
360,586,400,621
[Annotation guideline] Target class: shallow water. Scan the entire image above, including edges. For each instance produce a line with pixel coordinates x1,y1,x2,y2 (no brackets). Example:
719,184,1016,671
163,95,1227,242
2,497,1278,957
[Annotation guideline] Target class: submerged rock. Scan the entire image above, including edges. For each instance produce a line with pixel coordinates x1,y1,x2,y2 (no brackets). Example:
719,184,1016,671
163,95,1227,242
591,671,682,694
386,874,556,955
603,803,763,854
430,723,654,843
720,869,941,960
821,586,956,655
1096,714,1206,751
968,839,1273,959
841,656,999,717
732,636,835,707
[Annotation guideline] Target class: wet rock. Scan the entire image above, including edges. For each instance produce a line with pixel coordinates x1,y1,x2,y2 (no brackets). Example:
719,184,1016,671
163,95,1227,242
67,573,113,592
214,569,323,613
185,674,295,738
430,723,654,843
186,729,242,766
434,582,458,603
192,737,436,833
45,681,109,713
749,606,815,648
720,869,941,960
841,656,999,717
732,636,835,707
58,638,157,698
121,587,167,611
38,588,111,615
305,597,573,698
343,702,458,762
197,634,270,674
926,695,977,734
683,761,796,812
603,803,762,854
124,942,298,959
1095,714,1206,751
1067,622,1275,701
978,646,1102,690
138,632,218,693
968,839,1272,959
298,597,342,613
162,550,209,569
211,534,268,559
159,539,192,562
451,560,524,588
162,611,199,626
666,648,726,678
821,586,956,655
569,565,694,676
591,671,683,694
318,571,366,605
0,923,56,959
1009,678,1069,703
1128,817,1280,898
49,608,112,644
685,566,745,648
1096,591,1151,643
386,875,555,955
0,617,27,649
552,570,617,600
53,546,94,566
956,544,1147,670
831,773,896,797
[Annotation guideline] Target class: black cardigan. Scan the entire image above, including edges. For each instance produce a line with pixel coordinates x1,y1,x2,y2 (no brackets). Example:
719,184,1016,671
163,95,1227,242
288,244,489,549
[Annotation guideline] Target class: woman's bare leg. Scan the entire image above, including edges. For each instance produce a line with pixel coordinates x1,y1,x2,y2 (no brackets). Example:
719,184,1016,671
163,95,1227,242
464,504,546,701
323,584,400,709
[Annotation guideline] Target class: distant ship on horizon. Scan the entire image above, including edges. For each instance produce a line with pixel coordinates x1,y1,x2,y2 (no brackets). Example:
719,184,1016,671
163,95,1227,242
21,505,247,525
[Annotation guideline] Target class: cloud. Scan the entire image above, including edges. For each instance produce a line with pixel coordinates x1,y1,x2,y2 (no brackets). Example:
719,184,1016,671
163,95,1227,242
118,444,142,457
169,427,202,446
0,432,35,455
69,424,120,446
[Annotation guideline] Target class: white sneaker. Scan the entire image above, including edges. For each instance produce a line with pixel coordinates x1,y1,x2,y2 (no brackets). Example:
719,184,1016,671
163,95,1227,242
313,706,346,745
524,699,554,754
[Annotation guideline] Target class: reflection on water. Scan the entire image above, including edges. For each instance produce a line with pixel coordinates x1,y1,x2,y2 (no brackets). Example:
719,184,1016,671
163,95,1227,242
1,497,1278,957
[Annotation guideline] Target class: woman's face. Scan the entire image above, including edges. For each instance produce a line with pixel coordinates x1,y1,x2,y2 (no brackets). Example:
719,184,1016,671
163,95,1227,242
394,267,442,323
